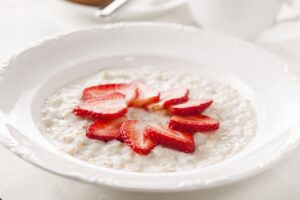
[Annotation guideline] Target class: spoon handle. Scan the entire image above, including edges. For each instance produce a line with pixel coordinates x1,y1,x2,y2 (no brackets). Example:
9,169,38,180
95,0,130,17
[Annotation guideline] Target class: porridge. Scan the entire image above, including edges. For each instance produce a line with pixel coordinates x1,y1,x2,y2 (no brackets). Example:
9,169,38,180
41,66,257,173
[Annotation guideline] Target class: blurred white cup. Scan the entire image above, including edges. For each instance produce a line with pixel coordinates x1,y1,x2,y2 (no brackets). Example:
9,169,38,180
188,0,286,39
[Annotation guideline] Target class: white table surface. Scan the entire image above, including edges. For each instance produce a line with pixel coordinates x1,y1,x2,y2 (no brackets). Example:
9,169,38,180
1,1,300,199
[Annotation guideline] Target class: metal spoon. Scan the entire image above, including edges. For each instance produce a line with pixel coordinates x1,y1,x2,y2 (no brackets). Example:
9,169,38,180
95,0,131,18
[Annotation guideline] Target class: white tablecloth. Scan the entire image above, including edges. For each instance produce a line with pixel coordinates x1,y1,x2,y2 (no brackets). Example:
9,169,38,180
1,1,300,199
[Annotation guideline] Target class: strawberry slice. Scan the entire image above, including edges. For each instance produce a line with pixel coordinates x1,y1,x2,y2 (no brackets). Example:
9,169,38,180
73,92,128,120
82,83,138,104
130,81,160,107
145,124,195,153
170,99,213,116
83,83,125,100
169,115,219,133
120,120,157,155
145,88,189,111
86,117,127,142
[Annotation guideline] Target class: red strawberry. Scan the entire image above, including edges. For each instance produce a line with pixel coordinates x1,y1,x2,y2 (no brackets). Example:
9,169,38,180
170,99,213,116
120,120,157,155
83,83,125,100
82,83,138,104
169,115,219,133
145,88,189,111
73,92,128,120
145,124,195,153
130,81,160,107
86,117,127,142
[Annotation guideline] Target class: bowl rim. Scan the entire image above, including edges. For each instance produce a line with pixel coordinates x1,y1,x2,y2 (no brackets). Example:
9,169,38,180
0,22,300,192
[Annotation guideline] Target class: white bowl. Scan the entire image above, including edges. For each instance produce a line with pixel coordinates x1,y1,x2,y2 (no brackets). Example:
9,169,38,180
0,23,300,192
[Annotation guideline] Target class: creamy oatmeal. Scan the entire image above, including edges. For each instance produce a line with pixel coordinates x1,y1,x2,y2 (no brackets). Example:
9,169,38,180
41,66,257,173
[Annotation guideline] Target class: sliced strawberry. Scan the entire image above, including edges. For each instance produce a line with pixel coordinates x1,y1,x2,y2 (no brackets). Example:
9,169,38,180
169,115,219,133
73,92,128,120
145,88,189,111
120,84,138,104
130,81,160,107
86,117,127,142
145,124,195,153
82,83,138,104
83,83,126,100
170,99,213,116
120,120,157,155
